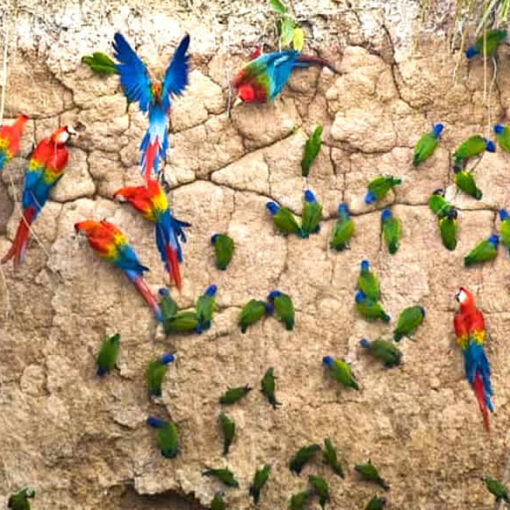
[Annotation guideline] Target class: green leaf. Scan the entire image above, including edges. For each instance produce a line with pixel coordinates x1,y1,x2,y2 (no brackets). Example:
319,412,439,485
292,27,305,51
269,0,287,14
82,52,117,76
280,17,295,47
301,125,323,177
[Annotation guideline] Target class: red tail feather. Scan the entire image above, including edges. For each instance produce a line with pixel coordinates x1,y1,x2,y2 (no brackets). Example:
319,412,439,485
164,244,182,291
473,372,490,433
131,276,162,322
2,207,35,268
144,140,159,185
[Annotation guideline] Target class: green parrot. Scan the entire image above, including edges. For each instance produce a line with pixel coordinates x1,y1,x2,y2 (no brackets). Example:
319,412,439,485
289,489,312,510
481,475,510,504
453,135,495,171
164,311,199,335
211,233,234,270
358,259,379,301
219,413,236,455
428,189,455,218
355,460,390,491
322,356,359,390
323,438,344,478
438,210,458,251
261,367,281,409
159,288,178,321
211,491,227,510
381,208,401,255
359,338,402,368
308,475,330,509
494,124,510,152
355,291,390,323
266,201,304,237
393,305,425,342
146,353,175,397
219,385,252,405
330,203,355,251
364,496,387,510
464,234,499,267
453,169,483,200
499,209,510,254
413,123,443,167
8,488,35,510
202,468,239,488
289,444,321,474
301,189,322,237
466,29,507,58
239,299,272,333
365,176,402,205
96,333,120,376
267,290,294,330
146,417,179,459
196,284,217,333
249,464,271,504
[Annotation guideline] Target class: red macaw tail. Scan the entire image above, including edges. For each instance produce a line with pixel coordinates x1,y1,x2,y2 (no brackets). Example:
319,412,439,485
2,207,35,268
164,243,182,292
143,139,159,185
473,372,490,434
296,54,339,74
129,273,163,322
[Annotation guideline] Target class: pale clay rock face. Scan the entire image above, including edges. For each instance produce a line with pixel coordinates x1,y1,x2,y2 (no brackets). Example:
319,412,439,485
0,2,509,510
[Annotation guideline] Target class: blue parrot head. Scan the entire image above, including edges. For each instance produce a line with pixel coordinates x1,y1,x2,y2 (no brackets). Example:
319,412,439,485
159,288,169,297
364,192,376,205
268,290,282,301
160,353,175,365
210,234,218,244
147,416,165,429
465,45,478,59
360,259,370,271
359,338,371,349
494,124,505,135
488,234,499,246
266,202,280,215
432,123,444,138
205,284,217,297
499,208,509,220
381,208,392,221
484,139,496,152
264,302,274,314
304,190,316,203
322,356,333,367
355,290,366,303
337,202,349,215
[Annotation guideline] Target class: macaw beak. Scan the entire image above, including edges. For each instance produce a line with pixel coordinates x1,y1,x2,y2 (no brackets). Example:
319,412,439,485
67,125,77,136
454,292,460,302
233,96,243,108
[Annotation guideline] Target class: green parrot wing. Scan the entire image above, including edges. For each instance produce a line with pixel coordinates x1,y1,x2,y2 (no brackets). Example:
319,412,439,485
383,218,401,255
464,240,497,266
413,133,438,166
500,219,510,251
273,208,301,235
496,127,510,153
367,176,390,200
439,217,457,251
330,217,354,250
302,202,322,235
214,234,234,270
358,272,379,301
454,135,486,158
274,294,295,330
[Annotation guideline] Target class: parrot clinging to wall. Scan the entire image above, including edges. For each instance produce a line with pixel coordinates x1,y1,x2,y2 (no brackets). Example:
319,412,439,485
464,234,499,267
146,353,175,397
308,475,330,509
393,305,425,342
465,29,507,59
301,189,322,237
8,488,35,510
211,233,234,270
438,210,458,251
452,135,495,171
114,179,190,291
0,115,29,172
358,260,380,301
359,338,402,368
2,126,74,268
249,464,271,504
499,209,510,255
493,124,510,152
454,287,494,432
113,33,190,183
412,123,443,167
74,220,162,322
96,333,120,376
323,438,344,478
266,201,304,237
453,168,483,200
381,208,401,255
202,468,239,488
329,203,354,251
289,444,321,474
267,290,295,330
364,176,401,205
322,356,359,390
146,416,179,458
481,475,510,504
219,413,236,455
261,367,281,409
355,460,390,491
196,284,217,333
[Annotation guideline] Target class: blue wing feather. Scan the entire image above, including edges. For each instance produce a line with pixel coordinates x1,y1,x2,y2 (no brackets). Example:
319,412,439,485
262,51,300,100
161,34,191,111
116,243,148,274
463,340,494,412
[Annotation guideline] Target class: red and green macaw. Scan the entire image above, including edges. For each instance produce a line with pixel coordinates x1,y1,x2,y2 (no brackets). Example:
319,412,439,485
453,287,493,432
113,179,190,291
113,33,190,184
0,114,29,172
2,125,74,268
74,219,162,322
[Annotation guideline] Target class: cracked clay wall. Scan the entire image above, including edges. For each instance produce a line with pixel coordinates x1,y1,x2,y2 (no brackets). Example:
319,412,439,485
0,0,509,509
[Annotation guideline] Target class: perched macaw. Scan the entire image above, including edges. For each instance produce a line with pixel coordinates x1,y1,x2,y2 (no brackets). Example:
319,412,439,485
453,168,483,200
499,209,510,254
381,208,401,255
2,126,74,268
355,291,390,323
289,444,321,474
494,124,510,152
364,176,402,205
146,416,179,458
438,210,458,251
239,299,273,333
113,179,190,291
74,220,162,321
301,189,322,237
355,460,390,491
309,475,329,509
393,305,425,342
261,367,280,409
323,438,344,478
290,489,312,510
465,29,507,58
266,201,304,237
196,284,217,333
413,123,443,167
358,260,379,301
453,135,495,171
464,234,499,267
8,488,35,510
322,356,359,390
364,496,387,510
96,333,120,376
202,468,239,488
163,311,199,334
359,338,402,368
146,353,175,397
211,492,227,510
330,203,354,251
481,475,509,504
113,33,190,183
219,385,252,405
211,233,234,270
454,287,494,432
429,189,455,218
267,290,294,330
0,114,29,172
249,464,271,504
219,413,236,455
232,50,338,104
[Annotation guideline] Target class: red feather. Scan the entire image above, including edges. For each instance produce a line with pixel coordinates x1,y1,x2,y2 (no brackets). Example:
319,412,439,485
2,207,35,268
131,275,162,322
164,244,181,291
473,372,490,433
144,139,159,185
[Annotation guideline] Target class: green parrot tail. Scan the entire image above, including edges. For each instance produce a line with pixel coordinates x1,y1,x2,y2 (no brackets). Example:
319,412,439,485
389,243,399,255
444,240,457,251
393,331,403,342
464,256,473,267
351,380,360,391
240,324,247,333
475,189,483,200
286,321,294,331
382,313,391,323
393,178,403,185
298,228,307,239
216,263,227,270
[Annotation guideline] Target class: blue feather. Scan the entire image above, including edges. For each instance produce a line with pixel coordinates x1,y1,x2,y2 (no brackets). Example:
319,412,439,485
265,51,300,100
463,340,494,411
140,103,169,176
161,34,191,111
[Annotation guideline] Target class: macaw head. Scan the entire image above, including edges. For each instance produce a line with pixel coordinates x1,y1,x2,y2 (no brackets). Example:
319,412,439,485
455,287,475,311
236,84,256,103
50,125,76,145
74,220,100,237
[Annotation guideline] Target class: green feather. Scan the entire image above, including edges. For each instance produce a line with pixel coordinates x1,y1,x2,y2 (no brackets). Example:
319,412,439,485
96,333,120,375
355,460,390,491
361,339,402,368
367,176,402,201
146,358,170,397
82,52,117,75
330,210,354,251
8,488,35,510
382,215,402,255
163,311,199,335
196,293,215,332
364,495,387,510
356,296,391,323
495,125,510,153
301,200,322,237
203,468,239,488
219,385,252,405
325,358,359,390
301,126,323,176
211,492,227,510
249,464,271,504
323,438,344,478
482,476,510,503
413,132,438,166
453,135,487,159
271,207,304,237
239,299,268,333
358,264,380,301
290,489,312,510
289,444,321,474
472,29,507,56
439,215,457,251
428,192,454,217
393,305,425,342
308,475,329,509
219,413,236,455
464,239,498,266
454,170,482,199
500,218,510,254
273,293,295,330
212,234,234,270
153,421,179,459
261,367,281,409
160,291,178,321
